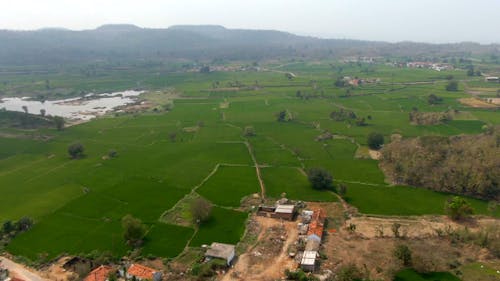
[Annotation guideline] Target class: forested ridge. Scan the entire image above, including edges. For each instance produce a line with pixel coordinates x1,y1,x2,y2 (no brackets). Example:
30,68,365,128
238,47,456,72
380,128,500,201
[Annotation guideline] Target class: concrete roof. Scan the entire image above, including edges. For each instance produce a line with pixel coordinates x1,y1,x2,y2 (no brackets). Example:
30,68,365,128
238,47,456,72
301,251,317,266
275,204,294,214
205,242,235,260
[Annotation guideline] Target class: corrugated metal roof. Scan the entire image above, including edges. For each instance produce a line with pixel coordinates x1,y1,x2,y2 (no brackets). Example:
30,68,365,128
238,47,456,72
275,204,294,214
301,251,317,265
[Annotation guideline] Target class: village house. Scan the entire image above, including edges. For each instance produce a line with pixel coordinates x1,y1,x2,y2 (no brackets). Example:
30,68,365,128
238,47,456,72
485,76,499,82
84,265,114,281
306,209,326,243
300,250,318,272
126,264,162,281
205,242,236,266
299,208,326,272
271,204,296,221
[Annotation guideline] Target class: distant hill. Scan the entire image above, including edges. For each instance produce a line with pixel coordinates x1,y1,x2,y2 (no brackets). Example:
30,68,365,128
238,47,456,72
0,25,498,65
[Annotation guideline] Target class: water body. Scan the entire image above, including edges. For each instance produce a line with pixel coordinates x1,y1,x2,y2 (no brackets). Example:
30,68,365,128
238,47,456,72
0,90,144,120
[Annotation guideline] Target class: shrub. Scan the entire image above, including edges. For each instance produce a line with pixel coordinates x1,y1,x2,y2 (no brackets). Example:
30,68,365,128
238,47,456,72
68,142,84,159
394,244,412,266
445,196,473,220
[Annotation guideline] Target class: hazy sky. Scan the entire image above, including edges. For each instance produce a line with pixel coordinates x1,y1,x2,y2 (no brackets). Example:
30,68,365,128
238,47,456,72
1,0,499,43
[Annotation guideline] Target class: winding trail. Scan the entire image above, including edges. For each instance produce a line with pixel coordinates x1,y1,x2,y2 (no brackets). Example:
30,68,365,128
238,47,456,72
244,141,266,199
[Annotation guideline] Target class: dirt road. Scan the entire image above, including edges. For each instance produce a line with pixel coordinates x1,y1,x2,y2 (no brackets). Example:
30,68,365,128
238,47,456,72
0,256,48,281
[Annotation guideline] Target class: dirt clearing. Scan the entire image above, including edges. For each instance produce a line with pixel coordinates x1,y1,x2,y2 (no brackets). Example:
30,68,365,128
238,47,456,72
459,98,498,108
223,216,298,281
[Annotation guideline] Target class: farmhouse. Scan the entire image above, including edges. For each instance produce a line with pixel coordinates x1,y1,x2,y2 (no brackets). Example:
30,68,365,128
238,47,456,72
257,202,297,221
272,204,296,221
485,76,499,82
126,264,162,281
300,250,318,272
205,242,236,265
306,209,326,242
84,265,114,281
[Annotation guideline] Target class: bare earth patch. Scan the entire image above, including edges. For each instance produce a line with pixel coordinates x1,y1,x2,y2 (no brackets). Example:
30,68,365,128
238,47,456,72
459,98,498,108
322,216,500,280
368,149,381,160
222,216,298,281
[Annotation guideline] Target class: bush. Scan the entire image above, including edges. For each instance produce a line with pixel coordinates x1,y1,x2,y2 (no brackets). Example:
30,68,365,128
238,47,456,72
445,196,473,220
394,244,412,266
68,142,84,159
445,80,459,91
336,264,363,281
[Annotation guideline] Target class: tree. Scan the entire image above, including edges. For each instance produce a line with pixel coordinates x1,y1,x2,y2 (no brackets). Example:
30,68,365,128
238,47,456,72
338,183,347,197
367,132,384,150
445,196,473,220
445,80,458,91
307,168,333,190
16,217,34,232
21,105,28,114
391,222,402,238
427,94,442,105
68,142,85,159
394,244,412,266
191,197,213,225
40,109,46,117
2,220,14,234
53,116,65,131
276,110,293,122
121,214,147,247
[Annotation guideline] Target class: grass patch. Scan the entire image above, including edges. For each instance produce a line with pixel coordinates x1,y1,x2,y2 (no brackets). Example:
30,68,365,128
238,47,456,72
394,269,461,281
189,207,248,247
261,167,338,201
197,166,260,207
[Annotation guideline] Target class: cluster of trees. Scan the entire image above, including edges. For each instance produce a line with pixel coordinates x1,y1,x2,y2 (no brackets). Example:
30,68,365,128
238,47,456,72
329,109,356,121
330,109,370,126
380,128,500,200
408,109,453,125
0,110,54,129
1,217,34,244
466,65,482,76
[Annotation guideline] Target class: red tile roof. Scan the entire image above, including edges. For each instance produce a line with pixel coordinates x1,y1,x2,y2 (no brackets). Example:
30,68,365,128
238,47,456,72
84,265,113,281
307,209,326,238
127,263,158,280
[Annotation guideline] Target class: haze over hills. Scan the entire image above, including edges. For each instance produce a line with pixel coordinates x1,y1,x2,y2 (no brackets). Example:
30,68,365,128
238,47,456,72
0,24,499,65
